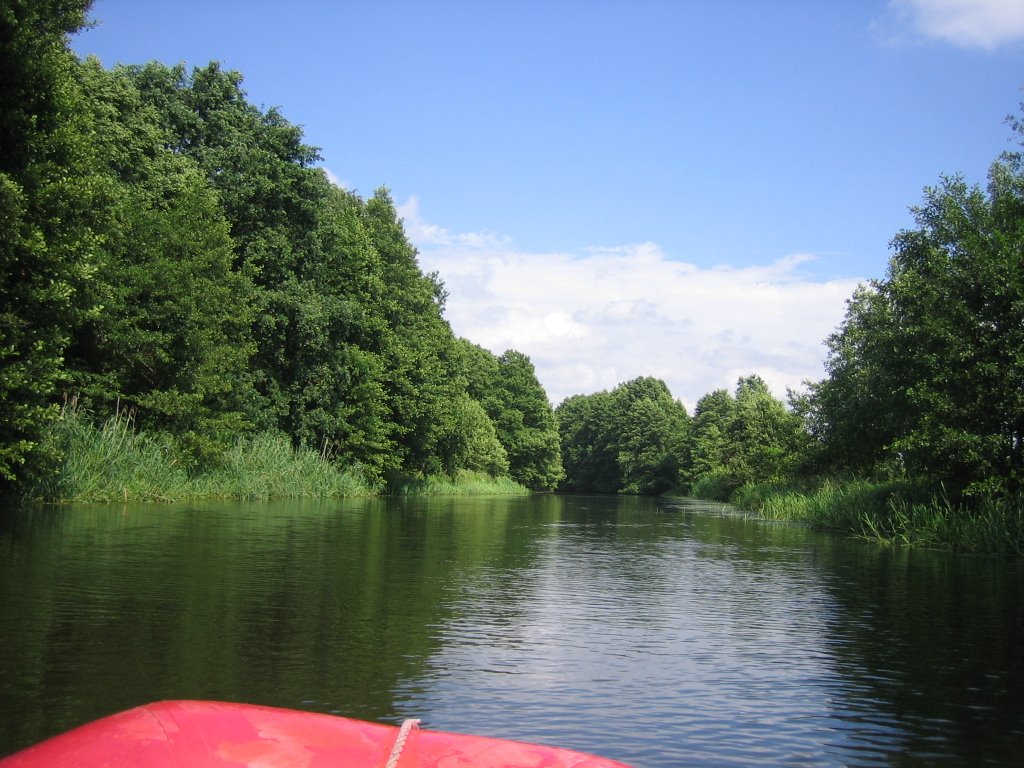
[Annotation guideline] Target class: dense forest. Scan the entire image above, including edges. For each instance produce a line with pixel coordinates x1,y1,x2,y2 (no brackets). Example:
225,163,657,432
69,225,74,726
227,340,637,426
3,1,1023,552
0,1,562,495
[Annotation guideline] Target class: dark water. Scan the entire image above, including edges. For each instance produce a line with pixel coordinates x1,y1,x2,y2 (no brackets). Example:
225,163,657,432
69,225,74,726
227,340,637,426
1,495,1022,766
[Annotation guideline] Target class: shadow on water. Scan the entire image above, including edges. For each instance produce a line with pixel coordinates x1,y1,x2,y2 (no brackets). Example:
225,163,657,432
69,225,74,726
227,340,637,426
1,495,1022,766
813,538,1024,765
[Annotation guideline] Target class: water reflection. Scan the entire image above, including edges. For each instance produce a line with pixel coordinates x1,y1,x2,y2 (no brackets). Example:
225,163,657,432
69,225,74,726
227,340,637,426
1,496,1022,766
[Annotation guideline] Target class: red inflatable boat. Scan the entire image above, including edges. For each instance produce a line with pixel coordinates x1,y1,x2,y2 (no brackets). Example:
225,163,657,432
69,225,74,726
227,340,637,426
0,700,633,767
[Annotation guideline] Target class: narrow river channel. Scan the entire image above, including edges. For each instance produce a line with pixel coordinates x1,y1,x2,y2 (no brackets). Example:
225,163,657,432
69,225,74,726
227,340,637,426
1,495,1022,765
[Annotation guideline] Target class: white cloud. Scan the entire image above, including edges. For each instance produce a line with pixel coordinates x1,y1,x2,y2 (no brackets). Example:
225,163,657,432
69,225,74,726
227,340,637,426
400,197,863,411
322,167,350,189
880,0,1024,49
399,195,511,248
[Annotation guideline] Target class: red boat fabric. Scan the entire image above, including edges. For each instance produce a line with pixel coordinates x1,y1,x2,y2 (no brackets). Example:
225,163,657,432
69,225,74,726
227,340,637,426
0,700,634,767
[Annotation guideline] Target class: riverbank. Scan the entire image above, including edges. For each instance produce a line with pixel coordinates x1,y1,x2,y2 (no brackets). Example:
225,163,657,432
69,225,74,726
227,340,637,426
700,479,1024,556
22,410,528,503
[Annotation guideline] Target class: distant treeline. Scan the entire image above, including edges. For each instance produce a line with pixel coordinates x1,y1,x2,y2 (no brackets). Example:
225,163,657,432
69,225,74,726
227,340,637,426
0,1,562,495
558,374,805,498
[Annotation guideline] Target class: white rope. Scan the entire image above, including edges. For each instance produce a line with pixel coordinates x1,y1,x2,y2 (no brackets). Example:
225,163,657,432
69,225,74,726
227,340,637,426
383,718,421,768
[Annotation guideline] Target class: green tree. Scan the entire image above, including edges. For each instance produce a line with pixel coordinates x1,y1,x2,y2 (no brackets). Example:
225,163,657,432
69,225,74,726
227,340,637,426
557,377,688,495
727,375,805,485
361,188,465,476
686,388,736,489
810,112,1024,497
121,63,403,476
0,0,103,485
885,170,1024,495
686,377,805,492
65,61,257,462
433,393,509,477
556,390,620,492
613,377,690,495
487,351,563,490
459,340,565,487
122,61,328,432
804,285,911,476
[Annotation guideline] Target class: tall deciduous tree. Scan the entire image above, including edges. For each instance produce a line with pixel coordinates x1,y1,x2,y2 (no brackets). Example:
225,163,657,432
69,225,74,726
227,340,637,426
727,375,805,485
613,377,689,495
557,377,688,495
361,188,466,476
121,63,405,476
810,133,1024,496
557,391,620,493
686,388,735,489
65,61,257,462
0,0,102,485
459,341,565,489
685,377,805,492
483,350,563,490
802,285,911,476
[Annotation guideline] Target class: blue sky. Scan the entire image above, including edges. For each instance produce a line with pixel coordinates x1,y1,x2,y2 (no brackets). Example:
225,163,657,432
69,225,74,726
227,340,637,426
73,1,1024,407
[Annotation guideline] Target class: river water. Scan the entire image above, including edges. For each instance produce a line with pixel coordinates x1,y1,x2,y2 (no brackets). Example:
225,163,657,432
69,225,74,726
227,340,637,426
1,494,1022,766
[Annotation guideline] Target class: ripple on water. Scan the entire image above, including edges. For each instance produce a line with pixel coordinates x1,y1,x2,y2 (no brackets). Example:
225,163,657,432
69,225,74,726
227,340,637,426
392,523,921,766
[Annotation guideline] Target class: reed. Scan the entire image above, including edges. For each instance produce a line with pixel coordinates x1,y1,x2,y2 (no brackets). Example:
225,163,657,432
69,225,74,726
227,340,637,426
386,470,529,496
27,406,191,502
730,477,1024,555
190,432,378,500
860,493,1024,556
27,408,377,502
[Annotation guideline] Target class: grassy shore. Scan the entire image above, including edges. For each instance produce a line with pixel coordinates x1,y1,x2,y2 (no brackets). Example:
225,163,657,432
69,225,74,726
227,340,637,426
715,479,1024,556
385,470,530,496
24,409,527,503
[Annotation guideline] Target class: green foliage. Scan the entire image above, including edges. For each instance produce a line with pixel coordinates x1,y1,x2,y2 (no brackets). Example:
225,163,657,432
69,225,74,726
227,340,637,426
111,62,410,480
556,390,621,492
26,405,191,502
65,61,257,465
384,470,529,497
435,394,509,477
362,188,467,476
191,433,376,500
613,377,689,494
719,107,1024,552
687,388,736,491
733,478,1024,556
685,376,805,493
25,407,376,502
557,376,689,495
459,342,563,490
728,375,806,484
2,36,556,494
729,479,905,529
488,351,564,490
0,0,103,486
808,120,1024,497
689,471,737,503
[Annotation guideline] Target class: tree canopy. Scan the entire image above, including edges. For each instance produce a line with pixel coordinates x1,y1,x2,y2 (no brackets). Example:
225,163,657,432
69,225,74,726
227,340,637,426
0,3,557,493
805,119,1024,498
557,377,689,495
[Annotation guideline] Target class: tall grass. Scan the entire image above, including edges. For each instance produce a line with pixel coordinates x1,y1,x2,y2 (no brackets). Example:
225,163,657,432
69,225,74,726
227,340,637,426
29,406,191,502
860,493,1024,556
26,408,377,502
190,432,377,500
386,469,529,496
729,478,1024,556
